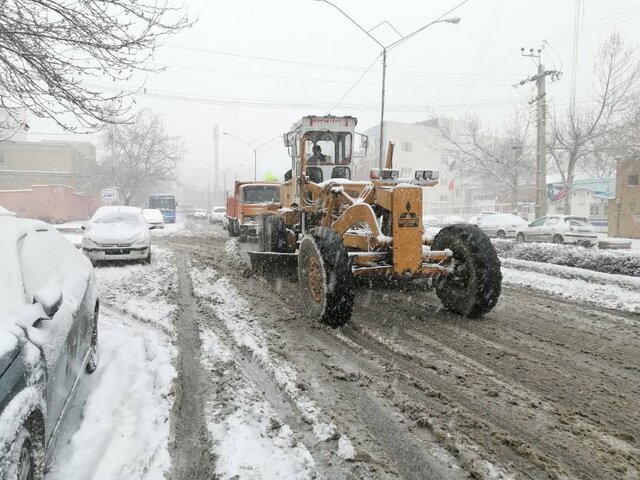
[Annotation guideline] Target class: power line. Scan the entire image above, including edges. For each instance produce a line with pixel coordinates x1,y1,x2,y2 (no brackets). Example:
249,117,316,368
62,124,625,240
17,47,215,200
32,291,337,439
327,54,381,114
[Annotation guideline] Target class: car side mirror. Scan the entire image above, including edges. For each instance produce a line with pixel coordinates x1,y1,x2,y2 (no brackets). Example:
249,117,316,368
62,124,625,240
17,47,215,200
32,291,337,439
33,285,63,319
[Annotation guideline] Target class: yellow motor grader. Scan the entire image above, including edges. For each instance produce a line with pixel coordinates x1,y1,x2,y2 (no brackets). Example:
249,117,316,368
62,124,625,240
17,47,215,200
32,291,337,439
250,115,502,326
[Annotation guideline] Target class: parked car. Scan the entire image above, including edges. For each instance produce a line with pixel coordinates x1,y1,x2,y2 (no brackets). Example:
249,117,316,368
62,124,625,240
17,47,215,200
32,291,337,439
193,208,207,220
441,215,466,225
54,221,86,248
422,214,439,226
478,213,528,239
0,214,99,480
515,215,598,246
208,206,226,225
467,211,497,226
82,206,152,265
142,208,165,229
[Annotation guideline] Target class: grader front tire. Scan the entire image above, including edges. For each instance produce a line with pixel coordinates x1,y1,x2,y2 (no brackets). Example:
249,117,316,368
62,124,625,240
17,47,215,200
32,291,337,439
298,227,354,327
432,224,502,318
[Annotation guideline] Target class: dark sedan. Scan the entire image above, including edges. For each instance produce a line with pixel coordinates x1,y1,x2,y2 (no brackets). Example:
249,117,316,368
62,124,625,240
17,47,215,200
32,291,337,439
0,215,99,480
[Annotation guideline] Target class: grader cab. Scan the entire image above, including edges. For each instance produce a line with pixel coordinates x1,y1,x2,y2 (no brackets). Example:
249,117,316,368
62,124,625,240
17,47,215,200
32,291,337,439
250,115,502,326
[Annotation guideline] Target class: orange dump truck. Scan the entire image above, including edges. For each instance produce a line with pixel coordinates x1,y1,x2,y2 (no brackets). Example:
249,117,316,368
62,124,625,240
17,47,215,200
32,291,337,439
225,181,281,241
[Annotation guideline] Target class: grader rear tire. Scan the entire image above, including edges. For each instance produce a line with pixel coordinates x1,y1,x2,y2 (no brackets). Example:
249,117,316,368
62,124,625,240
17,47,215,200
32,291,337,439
298,227,353,327
432,224,502,318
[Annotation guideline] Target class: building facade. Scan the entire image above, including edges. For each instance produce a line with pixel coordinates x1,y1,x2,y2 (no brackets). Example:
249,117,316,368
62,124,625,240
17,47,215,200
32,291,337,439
609,159,640,239
0,139,96,191
354,119,473,214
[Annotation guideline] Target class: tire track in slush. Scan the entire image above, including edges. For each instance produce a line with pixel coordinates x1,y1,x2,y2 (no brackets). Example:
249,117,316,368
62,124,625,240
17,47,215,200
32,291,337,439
169,257,217,480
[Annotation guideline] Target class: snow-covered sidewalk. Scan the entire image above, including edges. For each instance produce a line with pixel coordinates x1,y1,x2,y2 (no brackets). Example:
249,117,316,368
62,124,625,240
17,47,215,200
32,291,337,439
501,257,640,313
45,308,176,480
45,247,178,480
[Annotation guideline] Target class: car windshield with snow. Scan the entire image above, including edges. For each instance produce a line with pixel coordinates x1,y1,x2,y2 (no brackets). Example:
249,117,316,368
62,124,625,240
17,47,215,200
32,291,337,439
0,216,99,479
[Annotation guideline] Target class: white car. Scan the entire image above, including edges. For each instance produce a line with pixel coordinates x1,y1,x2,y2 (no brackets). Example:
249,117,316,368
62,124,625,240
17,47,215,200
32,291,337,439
194,208,207,220
441,215,466,225
208,206,226,225
82,206,152,264
515,215,598,246
467,211,497,225
478,213,528,239
142,208,165,229
54,221,86,248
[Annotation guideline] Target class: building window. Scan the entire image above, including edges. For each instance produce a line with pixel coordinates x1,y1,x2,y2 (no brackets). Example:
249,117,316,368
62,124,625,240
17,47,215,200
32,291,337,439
401,141,412,152
629,174,639,186
400,167,412,176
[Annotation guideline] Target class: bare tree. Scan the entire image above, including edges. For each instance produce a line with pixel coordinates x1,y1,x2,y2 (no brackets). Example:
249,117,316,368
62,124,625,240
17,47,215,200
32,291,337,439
98,109,183,206
440,109,535,209
0,0,191,138
549,33,640,213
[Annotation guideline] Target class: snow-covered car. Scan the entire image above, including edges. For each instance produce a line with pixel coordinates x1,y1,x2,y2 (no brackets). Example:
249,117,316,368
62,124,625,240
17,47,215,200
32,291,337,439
208,206,226,224
82,206,152,265
142,208,165,229
467,211,497,225
515,215,598,246
193,208,207,220
441,215,466,225
0,206,16,217
54,221,86,248
478,213,528,239
0,215,99,480
422,214,439,226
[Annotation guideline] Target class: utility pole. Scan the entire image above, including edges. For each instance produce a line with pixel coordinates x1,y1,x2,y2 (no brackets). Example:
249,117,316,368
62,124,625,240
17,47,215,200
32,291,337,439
213,124,220,206
517,47,561,219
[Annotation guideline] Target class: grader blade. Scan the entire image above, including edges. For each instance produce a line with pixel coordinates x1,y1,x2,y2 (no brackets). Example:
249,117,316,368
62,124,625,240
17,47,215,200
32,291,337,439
248,251,297,278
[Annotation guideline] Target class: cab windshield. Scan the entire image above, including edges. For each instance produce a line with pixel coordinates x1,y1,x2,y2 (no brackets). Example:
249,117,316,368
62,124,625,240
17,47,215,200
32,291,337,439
241,186,280,204
305,131,352,165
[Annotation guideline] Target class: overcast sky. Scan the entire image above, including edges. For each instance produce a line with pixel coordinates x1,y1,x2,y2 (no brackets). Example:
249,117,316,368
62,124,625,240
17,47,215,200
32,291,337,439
27,0,640,194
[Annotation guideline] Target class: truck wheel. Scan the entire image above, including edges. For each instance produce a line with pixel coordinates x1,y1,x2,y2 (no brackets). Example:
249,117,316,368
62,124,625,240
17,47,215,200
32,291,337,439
431,224,502,318
298,227,353,327
259,215,287,252
228,219,238,237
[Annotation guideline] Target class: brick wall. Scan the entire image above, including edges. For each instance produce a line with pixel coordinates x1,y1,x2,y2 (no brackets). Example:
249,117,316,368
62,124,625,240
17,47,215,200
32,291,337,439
609,159,640,239
0,185,100,223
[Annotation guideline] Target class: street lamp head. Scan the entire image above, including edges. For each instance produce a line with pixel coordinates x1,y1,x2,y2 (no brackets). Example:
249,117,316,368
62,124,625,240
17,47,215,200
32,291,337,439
444,17,461,24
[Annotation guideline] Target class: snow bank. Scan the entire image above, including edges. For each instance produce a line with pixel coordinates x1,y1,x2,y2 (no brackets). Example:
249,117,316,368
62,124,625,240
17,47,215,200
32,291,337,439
493,239,640,277
501,263,640,313
46,308,176,480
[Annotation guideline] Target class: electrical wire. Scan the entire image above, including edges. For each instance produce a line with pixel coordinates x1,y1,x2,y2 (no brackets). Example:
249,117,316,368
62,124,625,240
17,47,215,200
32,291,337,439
327,54,381,114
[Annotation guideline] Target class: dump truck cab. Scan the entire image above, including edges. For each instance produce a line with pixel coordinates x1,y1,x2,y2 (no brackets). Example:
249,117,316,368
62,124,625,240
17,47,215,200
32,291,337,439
226,181,281,241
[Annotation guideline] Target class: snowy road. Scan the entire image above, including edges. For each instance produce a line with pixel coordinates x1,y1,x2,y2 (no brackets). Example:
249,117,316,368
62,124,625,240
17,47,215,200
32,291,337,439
46,221,640,480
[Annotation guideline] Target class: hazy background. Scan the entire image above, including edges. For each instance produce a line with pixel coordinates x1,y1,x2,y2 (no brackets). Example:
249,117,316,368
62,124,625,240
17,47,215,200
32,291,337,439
23,0,640,195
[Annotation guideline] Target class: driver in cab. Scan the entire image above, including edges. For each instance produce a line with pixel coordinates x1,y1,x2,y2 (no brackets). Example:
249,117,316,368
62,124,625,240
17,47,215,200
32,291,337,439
307,144,327,164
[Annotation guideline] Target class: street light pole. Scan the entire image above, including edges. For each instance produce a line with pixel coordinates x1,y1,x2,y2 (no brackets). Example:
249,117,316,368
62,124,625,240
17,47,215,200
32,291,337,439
222,132,282,181
315,0,461,169
379,48,386,171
